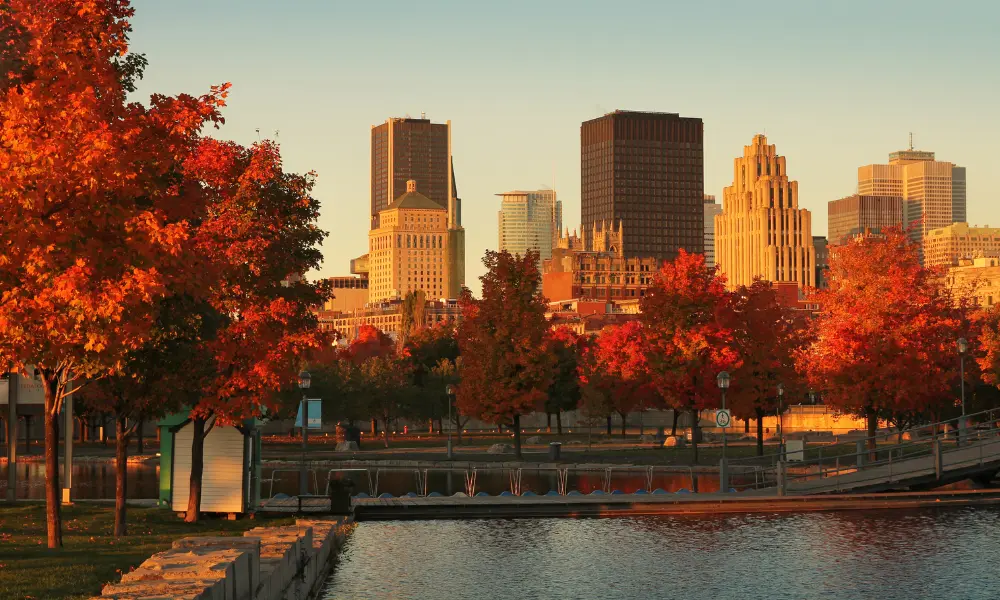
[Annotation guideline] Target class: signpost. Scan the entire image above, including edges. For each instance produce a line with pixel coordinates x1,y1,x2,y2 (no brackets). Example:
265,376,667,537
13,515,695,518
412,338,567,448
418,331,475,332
715,409,731,429
294,400,322,430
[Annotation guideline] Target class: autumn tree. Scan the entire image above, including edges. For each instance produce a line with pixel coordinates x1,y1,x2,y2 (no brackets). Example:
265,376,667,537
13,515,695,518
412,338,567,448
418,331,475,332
640,250,738,462
405,323,460,433
456,250,554,458
0,0,227,546
724,279,807,455
584,322,656,437
544,327,583,434
801,229,964,452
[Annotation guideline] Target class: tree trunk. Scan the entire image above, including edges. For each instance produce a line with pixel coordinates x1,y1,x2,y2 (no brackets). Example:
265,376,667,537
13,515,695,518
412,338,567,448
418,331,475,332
556,412,563,435
546,412,552,433
744,419,751,434
184,416,206,523
382,416,390,448
619,411,627,438
114,415,128,537
513,414,522,459
42,373,62,549
455,417,463,444
866,407,878,461
670,410,678,437
605,415,612,436
755,409,764,457
691,409,700,464
136,418,144,455
428,418,434,434
370,418,377,436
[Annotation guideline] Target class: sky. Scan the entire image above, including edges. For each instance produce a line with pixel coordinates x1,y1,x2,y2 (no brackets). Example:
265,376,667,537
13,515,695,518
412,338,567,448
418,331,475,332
129,0,1000,292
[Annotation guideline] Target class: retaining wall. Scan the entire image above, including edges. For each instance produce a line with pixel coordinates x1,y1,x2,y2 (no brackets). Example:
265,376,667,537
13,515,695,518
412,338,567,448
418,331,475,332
94,518,353,600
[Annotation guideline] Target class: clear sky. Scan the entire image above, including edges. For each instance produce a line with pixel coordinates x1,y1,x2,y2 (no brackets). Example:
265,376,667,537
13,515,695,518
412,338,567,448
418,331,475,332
129,0,1000,291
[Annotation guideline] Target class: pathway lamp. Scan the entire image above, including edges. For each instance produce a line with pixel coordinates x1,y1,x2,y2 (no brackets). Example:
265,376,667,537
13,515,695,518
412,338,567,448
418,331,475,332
298,370,311,496
717,371,730,491
776,383,785,457
445,384,455,460
958,338,968,444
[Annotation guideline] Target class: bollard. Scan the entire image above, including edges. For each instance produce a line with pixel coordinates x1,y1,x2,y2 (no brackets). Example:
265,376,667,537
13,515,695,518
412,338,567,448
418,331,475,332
719,457,729,493
856,440,866,467
548,442,562,461
776,461,786,496
933,437,943,481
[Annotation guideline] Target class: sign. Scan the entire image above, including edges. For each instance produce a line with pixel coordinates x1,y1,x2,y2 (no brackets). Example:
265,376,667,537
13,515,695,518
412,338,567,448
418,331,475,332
715,409,731,429
295,399,322,430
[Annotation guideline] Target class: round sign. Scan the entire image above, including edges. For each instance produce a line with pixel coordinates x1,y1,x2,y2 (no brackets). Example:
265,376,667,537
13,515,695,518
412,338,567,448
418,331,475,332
716,409,731,428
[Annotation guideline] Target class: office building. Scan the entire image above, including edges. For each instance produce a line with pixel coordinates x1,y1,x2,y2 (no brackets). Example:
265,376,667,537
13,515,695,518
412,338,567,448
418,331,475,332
923,222,1000,268
704,195,722,268
319,298,462,341
321,277,369,314
944,257,1000,309
827,194,904,245
580,110,704,261
715,135,815,290
368,180,464,302
858,145,966,247
370,117,456,229
497,189,562,271
813,236,828,289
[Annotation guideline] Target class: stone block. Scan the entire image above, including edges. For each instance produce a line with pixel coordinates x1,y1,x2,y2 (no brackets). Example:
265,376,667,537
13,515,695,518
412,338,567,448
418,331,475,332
122,548,245,600
101,578,226,600
663,435,686,448
487,443,513,454
172,537,261,600
524,436,543,444
335,441,359,451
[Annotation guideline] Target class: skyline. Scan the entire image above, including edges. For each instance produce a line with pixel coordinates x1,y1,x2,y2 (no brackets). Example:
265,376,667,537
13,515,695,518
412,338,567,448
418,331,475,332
128,0,1000,290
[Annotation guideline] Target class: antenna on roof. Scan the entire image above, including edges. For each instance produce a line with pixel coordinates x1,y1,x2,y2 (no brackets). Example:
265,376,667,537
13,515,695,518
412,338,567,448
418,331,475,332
421,112,426,120
255,128,261,142
909,132,914,151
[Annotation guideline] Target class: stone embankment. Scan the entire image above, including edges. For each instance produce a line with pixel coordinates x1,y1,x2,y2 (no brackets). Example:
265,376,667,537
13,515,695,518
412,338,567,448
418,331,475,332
95,518,353,600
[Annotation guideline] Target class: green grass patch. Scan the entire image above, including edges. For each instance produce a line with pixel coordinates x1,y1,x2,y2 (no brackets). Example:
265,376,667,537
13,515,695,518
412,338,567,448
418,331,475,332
0,504,292,600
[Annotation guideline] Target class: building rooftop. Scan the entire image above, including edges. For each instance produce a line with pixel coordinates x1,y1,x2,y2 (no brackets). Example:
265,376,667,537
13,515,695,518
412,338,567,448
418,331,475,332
386,180,446,211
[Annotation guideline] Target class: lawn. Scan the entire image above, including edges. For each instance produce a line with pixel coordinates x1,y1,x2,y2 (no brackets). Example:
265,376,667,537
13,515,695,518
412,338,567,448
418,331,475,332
0,504,292,600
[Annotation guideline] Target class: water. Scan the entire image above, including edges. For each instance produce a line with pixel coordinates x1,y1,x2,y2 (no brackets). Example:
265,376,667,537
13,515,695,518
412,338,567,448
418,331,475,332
0,462,160,499
323,508,1000,599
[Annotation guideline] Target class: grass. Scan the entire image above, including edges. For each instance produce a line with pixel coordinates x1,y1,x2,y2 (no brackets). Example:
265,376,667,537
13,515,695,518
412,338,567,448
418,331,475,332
0,504,292,600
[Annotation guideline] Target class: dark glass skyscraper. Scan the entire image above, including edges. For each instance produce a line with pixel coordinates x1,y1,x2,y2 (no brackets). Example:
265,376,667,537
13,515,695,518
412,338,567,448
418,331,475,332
370,117,452,229
580,111,704,261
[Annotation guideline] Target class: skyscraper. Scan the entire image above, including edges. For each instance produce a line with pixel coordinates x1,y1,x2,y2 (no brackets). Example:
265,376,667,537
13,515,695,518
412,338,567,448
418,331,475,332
580,110,704,261
370,117,454,230
715,135,815,290
703,195,722,268
827,194,904,245
497,190,561,271
857,145,966,247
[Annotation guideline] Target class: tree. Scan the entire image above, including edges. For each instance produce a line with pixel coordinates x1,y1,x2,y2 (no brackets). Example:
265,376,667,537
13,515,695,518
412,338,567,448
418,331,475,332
586,322,657,437
800,229,964,453
640,250,738,463
406,322,459,432
399,290,428,347
0,0,226,547
456,250,554,458
179,139,329,522
723,279,807,455
544,327,583,434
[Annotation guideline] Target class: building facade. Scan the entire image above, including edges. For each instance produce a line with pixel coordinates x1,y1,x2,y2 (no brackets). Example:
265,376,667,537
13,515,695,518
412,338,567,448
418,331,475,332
944,257,1000,309
923,222,1000,268
715,135,816,290
370,117,458,229
321,277,369,314
858,148,966,247
827,194,904,245
813,236,828,289
542,223,660,303
704,194,722,268
319,299,462,342
497,189,562,270
367,180,464,302
581,110,704,261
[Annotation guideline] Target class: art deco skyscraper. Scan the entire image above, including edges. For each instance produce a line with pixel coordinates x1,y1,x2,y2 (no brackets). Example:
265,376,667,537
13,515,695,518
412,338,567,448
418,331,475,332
715,135,815,290
580,110,704,261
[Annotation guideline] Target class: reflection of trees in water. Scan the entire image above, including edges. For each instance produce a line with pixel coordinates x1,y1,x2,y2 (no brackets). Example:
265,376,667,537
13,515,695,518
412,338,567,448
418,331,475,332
0,463,158,500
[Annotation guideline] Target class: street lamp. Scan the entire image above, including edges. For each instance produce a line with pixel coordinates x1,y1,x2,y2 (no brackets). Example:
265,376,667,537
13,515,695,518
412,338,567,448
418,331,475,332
958,338,968,444
776,383,785,456
445,384,455,460
298,370,311,496
716,371,730,492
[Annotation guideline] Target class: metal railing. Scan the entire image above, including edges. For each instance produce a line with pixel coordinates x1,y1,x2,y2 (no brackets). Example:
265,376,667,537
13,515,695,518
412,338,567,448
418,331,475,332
264,469,319,499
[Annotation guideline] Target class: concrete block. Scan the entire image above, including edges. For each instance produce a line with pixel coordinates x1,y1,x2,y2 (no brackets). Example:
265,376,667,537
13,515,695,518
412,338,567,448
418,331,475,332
172,536,261,599
101,577,226,600
122,547,246,600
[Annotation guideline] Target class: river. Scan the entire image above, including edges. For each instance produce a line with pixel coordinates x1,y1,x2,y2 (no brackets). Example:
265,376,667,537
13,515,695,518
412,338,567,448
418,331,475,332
322,508,1000,599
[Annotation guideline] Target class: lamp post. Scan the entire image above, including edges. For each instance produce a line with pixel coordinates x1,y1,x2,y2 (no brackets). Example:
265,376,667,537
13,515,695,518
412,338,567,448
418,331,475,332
717,371,730,492
958,337,968,445
776,383,785,458
445,384,455,460
298,370,311,496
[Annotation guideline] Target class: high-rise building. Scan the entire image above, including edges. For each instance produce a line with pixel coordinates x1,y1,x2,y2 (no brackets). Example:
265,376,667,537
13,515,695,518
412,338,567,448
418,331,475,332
580,110,704,261
368,180,464,302
370,117,455,230
858,145,966,247
923,222,1000,268
497,190,562,271
813,236,829,289
715,135,815,290
827,194,904,245
703,195,722,268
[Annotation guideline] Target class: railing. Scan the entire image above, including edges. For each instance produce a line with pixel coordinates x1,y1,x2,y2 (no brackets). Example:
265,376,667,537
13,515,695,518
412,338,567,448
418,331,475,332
263,469,320,499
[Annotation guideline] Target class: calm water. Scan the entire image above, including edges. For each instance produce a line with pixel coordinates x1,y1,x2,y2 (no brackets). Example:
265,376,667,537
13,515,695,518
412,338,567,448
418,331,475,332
323,508,1000,599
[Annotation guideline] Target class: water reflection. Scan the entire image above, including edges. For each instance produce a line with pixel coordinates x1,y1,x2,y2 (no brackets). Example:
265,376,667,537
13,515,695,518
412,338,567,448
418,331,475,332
324,508,1000,600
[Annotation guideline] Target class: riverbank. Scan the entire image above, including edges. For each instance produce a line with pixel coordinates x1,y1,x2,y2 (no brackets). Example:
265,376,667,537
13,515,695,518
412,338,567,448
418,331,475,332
0,505,294,600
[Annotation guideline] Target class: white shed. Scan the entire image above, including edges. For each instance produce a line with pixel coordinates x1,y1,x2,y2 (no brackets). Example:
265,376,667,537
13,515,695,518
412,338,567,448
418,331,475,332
167,418,260,515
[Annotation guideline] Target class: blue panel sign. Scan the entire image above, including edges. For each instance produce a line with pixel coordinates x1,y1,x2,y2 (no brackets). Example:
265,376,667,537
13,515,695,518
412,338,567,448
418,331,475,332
295,399,322,429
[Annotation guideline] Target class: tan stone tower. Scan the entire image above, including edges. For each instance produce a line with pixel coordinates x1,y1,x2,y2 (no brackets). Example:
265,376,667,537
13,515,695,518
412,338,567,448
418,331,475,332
715,135,815,290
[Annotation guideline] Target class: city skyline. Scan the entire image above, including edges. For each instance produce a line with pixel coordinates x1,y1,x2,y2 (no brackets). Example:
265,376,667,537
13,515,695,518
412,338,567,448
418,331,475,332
127,1,999,292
